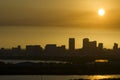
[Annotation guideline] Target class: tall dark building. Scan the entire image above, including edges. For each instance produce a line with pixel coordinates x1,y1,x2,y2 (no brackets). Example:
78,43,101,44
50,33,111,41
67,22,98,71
83,38,97,49
98,43,103,49
113,43,118,50
83,38,89,49
69,38,75,51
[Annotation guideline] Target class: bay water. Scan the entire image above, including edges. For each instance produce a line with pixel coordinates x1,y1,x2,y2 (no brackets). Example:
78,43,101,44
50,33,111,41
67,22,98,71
0,75,120,80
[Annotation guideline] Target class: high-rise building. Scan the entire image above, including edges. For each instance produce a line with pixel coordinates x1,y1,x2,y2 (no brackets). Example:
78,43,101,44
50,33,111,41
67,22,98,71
69,38,75,51
83,38,97,49
113,43,118,50
83,38,89,49
98,43,103,49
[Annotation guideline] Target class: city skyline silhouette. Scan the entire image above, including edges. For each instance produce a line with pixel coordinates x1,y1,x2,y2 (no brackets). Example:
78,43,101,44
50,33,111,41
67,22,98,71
0,38,120,61
0,38,119,50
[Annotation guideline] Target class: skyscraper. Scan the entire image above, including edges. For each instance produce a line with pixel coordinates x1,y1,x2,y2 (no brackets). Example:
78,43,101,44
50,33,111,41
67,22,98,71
113,43,118,50
83,38,97,49
98,43,103,50
83,38,89,49
69,38,75,51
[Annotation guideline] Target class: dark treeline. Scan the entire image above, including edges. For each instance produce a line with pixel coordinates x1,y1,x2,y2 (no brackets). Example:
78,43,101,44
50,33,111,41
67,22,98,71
0,60,120,75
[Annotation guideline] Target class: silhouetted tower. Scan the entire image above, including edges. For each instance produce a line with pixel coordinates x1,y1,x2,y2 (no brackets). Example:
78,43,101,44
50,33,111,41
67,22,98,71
83,38,89,49
98,43,103,50
69,38,75,51
113,43,118,50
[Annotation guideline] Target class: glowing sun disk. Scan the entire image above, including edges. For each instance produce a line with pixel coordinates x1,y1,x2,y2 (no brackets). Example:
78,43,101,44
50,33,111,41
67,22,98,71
98,9,105,16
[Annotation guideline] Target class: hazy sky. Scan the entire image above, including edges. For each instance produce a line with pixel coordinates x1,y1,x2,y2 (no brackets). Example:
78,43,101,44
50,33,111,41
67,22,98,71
0,0,120,49
0,0,120,27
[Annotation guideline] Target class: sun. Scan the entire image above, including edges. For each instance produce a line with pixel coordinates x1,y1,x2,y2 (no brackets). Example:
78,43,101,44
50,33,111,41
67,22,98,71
98,9,105,16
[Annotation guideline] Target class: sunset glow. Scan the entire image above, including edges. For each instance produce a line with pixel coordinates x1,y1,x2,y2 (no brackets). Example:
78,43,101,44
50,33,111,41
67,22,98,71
0,0,120,49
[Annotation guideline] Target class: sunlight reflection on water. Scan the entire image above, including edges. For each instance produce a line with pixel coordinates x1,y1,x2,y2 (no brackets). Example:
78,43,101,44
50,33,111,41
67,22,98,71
89,75,115,80
0,75,120,80
95,59,109,63
70,75,120,80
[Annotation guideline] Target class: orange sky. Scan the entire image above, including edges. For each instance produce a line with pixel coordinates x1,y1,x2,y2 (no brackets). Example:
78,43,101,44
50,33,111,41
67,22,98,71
0,0,120,27
0,0,120,49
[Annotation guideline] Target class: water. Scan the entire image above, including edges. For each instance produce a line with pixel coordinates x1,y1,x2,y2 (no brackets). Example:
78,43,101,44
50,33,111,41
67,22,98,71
0,60,69,64
0,75,120,80
0,60,120,80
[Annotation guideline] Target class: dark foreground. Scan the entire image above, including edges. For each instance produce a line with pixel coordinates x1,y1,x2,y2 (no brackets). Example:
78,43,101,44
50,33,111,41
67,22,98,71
0,61,120,75
71,79,120,80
